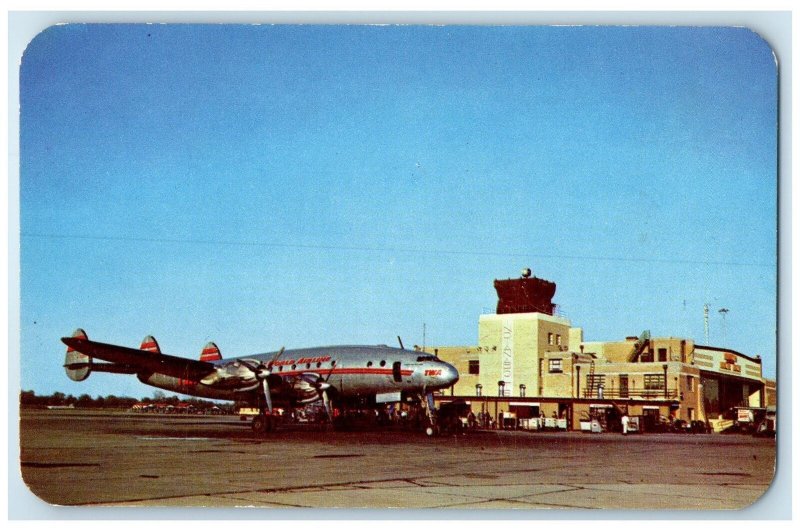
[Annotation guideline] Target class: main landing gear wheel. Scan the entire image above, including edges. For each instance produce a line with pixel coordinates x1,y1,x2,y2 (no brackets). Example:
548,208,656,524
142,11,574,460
425,425,440,437
252,415,274,434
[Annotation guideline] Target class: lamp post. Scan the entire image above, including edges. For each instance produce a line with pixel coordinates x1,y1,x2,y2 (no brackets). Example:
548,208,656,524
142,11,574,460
662,364,669,398
498,380,505,397
519,384,526,398
476,383,484,420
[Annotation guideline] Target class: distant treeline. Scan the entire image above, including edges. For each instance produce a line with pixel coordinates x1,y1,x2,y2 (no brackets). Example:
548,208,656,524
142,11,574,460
20,390,232,412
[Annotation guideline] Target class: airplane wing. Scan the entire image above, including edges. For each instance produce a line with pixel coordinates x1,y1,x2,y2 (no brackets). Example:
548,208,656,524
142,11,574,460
61,336,217,381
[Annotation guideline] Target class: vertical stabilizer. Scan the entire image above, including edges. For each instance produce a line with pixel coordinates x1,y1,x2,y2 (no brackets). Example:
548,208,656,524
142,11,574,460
200,342,222,362
140,335,162,353
64,328,92,381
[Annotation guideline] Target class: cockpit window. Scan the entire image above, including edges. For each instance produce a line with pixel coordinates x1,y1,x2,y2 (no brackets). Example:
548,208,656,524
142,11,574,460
416,355,441,362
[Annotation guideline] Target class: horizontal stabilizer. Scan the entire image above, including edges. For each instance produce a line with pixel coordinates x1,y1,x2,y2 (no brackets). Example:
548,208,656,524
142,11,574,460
61,335,217,381
200,342,222,362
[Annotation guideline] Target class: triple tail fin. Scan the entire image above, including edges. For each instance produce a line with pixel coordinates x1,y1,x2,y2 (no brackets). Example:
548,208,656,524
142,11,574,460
64,328,91,381
140,335,162,353
200,342,222,362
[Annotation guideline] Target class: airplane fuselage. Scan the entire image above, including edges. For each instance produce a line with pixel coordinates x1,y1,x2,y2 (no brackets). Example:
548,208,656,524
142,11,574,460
139,345,458,405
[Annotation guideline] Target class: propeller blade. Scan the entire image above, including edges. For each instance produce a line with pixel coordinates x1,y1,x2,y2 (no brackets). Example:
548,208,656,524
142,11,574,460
321,389,332,422
270,347,285,365
262,378,273,413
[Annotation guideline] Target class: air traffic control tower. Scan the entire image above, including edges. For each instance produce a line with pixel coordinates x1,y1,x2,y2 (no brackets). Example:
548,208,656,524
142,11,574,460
477,268,581,398
493,268,557,315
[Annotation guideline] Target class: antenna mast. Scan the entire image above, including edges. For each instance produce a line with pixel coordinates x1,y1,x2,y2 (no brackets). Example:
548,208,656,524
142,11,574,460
703,304,709,344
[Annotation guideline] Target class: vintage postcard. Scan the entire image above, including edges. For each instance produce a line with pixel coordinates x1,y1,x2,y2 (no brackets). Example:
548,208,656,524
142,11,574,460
17,20,779,512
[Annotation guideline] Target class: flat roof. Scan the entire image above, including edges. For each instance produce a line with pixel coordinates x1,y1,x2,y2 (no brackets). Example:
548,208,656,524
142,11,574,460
695,344,763,364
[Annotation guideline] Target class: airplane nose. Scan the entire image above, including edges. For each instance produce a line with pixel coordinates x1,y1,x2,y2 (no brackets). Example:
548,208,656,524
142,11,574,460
442,363,459,387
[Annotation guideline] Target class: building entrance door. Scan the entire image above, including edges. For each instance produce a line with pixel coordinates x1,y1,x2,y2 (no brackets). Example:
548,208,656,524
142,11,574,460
619,375,629,398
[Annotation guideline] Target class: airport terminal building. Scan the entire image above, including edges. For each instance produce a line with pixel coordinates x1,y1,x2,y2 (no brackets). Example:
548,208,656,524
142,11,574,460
431,269,775,432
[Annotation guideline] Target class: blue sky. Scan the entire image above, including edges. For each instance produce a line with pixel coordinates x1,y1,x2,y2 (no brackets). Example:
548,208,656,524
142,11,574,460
19,24,777,398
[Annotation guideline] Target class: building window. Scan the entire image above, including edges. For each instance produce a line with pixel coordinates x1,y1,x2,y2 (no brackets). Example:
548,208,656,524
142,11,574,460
556,334,562,346
686,375,694,392
548,333,554,345
644,374,665,390
658,348,667,362
468,360,480,375
548,359,563,373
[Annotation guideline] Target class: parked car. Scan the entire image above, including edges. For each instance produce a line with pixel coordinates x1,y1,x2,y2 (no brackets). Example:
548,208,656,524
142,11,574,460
754,406,776,437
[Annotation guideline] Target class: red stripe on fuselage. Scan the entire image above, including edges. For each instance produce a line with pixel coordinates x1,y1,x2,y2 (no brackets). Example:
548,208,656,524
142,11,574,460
272,368,414,377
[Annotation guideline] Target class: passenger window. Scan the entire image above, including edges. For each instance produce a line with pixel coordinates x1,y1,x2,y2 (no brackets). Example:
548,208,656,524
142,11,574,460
367,361,373,367
306,363,311,369
291,364,296,370
316,362,321,368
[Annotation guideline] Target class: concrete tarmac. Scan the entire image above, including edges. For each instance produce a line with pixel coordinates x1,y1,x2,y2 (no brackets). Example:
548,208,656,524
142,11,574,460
19,410,776,511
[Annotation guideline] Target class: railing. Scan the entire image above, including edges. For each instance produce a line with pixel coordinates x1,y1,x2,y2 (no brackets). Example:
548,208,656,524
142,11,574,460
581,387,678,399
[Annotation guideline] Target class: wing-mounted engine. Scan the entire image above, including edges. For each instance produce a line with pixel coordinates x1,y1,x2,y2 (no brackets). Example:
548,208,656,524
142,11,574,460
289,373,332,404
199,348,288,413
64,328,92,381
199,359,261,390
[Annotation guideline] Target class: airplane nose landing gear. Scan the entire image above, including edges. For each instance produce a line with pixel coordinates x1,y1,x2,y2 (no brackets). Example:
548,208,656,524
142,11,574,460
419,391,441,437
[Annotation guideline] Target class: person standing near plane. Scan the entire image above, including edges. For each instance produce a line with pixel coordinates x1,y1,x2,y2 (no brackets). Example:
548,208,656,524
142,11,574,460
622,412,630,436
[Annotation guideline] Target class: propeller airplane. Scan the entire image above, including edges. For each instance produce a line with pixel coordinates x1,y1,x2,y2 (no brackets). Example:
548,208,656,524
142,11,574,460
61,329,459,435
